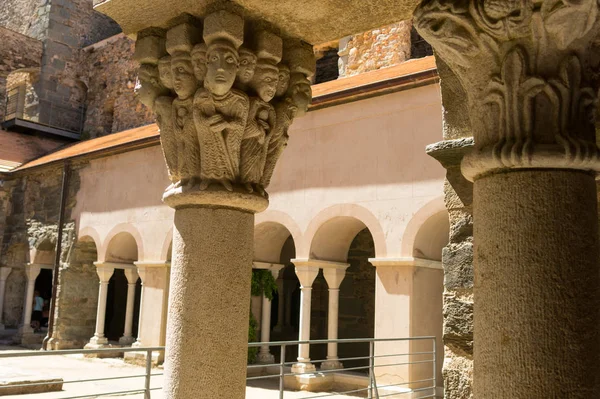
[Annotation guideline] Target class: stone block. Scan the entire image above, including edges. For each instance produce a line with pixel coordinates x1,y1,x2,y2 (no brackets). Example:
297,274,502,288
283,41,316,77
442,351,473,399
443,292,473,354
134,35,167,65
443,242,473,290
202,10,243,48
448,208,473,243
166,23,202,54
254,30,282,63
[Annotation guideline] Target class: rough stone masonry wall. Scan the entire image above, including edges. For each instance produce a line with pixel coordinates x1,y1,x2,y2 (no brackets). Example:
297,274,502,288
341,21,413,77
0,0,40,37
0,164,99,349
426,60,475,399
0,27,43,122
81,35,154,138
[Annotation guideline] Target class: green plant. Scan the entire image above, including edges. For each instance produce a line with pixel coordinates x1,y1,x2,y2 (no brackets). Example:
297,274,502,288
248,310,259,364
248,269,278,364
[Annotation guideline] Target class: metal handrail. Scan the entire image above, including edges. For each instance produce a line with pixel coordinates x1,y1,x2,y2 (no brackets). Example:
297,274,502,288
0,337,438,399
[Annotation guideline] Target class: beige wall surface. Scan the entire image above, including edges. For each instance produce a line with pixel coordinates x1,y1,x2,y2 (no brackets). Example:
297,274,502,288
75,84,446,264
73,84,447,363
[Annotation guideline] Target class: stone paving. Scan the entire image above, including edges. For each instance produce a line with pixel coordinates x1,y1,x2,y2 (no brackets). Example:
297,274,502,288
0,345,363,398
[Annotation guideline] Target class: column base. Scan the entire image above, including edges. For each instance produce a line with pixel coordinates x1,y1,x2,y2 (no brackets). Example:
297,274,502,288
118,335,136,345
321,359,344,371
131,339,143,348
257,352,275,365
285,368,333,392
13,326,43,346
86,335,108,346
291,362,317,374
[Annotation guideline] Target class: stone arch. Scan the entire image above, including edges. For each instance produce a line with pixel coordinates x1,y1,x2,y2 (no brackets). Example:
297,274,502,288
255,210,302,252
412,210,450,261
29,237,55,266
304,204,386,262
100,224,143,263
161,227,173,262
254,222,296,264
5,67,40,122
78,226,102,253
400,196,447,259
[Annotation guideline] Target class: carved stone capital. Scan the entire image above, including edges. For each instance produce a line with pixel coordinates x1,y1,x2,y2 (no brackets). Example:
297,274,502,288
135,10,315,204
415,0,600,181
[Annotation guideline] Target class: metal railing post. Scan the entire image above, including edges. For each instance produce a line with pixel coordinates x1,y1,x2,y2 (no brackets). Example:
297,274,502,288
433,337,437,398
368,340,373,399
145,349,152,399
279,344,286,399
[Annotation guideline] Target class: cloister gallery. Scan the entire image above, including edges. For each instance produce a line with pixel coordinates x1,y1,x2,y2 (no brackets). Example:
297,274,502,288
2,0,599,398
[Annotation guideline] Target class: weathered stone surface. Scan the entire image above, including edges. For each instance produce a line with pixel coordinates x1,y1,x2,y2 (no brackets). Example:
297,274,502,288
81,35,154,138
443,291,473,354
443,348,473,399
443,242,473,291
0,27,43,123
342,21,412,77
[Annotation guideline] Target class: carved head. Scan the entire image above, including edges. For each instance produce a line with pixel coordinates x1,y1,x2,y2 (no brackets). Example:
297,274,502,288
287,73,312,116
136,64,167,109
205,40,239,96
276,64,290,98
237,47,257,85
158,56,173,89
171,52,197,100
191,43,208,82
251,62,279,102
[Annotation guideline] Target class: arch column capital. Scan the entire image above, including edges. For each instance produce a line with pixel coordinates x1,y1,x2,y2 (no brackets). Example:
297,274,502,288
415,0,600,180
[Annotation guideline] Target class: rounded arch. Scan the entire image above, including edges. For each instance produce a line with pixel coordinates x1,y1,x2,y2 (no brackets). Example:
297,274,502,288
100,224,144,263
255,211,302,252
161,227,173,262
78,226,102,252
401,196,449,260
29,237,56,265
304,204,387,262
254,222,296,264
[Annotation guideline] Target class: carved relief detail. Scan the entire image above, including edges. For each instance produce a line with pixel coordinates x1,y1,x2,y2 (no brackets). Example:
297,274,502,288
415,0,600,180
134,11,315,197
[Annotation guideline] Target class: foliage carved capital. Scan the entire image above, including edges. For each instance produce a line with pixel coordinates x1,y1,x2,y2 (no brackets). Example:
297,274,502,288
415,0,600,180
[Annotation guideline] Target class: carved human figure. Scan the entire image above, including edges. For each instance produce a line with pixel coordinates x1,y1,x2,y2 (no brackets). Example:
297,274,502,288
235,47,257,90
193,40,249,191
191,43,208,82
276,64,290,98
171,52,200,186
261,73,312,189
156,96,178,183
136,64,169,109
240,62,279,194
158,56,174,89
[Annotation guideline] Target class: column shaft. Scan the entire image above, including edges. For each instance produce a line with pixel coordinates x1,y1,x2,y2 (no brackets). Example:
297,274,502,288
257,294,273,363
133,278,145,346
474,170,600,397
22,280,36,328
93,282,110,342
120,282,137,344
326,288,340,359
164,206,254,399
0,267,11,329
297,286,312,362
274,278,285,332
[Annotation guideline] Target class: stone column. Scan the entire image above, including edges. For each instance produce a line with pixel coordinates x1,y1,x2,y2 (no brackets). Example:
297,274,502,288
19,264,41,335
0,267,12,330
86,263,114,347
321,263,349,370
291,260,320,373
416,3,600,397
130,10,315,398
273,277,285,333
284,280,294,329
119,268,139,345
256,265,283,364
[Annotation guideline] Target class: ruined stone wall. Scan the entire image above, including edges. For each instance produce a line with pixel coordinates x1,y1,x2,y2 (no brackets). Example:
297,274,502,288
81,35,154,138
0,0,40,37
0,27,43,122
340,21,413,77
